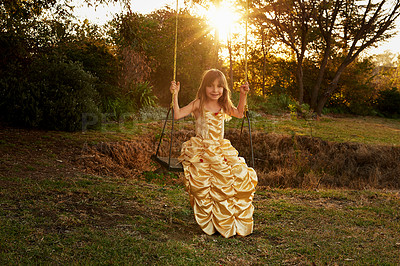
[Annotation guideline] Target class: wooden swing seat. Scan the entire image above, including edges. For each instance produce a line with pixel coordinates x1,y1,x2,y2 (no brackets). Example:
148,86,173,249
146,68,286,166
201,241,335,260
151,154,183,172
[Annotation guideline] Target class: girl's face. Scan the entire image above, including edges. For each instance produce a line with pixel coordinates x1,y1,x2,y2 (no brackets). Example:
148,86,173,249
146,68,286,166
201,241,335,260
205,79,224,102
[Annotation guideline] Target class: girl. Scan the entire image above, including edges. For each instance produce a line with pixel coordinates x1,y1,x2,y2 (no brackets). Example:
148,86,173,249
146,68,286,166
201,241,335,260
170,69,257,238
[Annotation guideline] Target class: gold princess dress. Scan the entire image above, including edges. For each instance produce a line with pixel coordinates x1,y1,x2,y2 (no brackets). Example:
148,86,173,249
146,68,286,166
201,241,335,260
178,109,258,238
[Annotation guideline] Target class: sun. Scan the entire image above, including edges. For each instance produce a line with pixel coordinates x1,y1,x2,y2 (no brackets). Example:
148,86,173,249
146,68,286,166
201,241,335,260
198,1,242,42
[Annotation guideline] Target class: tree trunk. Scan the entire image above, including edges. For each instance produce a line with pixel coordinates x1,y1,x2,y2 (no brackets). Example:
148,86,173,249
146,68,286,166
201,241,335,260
311,43,331,110
214,0,220,66
296,65,304,105
315,88,333,116
296,28,308,105
215,28,220,66
316,65,346,115
262,29,266,96
296,52,305,104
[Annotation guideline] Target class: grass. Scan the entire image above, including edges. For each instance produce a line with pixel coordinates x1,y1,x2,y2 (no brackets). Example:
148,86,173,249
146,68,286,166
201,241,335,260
1,114,400,264
122,113,400,146
1,173,399,265
246,115,400,146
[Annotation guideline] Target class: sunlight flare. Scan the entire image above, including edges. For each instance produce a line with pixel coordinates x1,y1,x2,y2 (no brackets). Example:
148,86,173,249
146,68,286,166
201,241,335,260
198,1,242,42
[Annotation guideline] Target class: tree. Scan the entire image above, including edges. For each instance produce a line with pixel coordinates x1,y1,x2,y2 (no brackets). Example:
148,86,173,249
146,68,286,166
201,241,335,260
190,0,223,64
254,0,317,104
0,0,60,72
326,57,376,115
254,0,400,115
108,12,156,87
0,0,115,128
314,0,400,115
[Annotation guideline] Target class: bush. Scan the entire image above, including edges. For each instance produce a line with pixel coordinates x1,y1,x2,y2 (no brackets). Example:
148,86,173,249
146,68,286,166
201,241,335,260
348,102,376,116
126,81,158,110
252,94,296,114
102,96,131,120
375,88,400,118
0,55,100,131
100,81,158,121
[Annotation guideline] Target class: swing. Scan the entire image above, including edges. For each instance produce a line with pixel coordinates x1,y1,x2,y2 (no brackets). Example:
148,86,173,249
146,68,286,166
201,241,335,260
152,0,254,172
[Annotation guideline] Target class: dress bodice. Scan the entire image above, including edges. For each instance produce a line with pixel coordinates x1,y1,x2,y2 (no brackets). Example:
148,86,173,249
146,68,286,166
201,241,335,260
195,110,229,140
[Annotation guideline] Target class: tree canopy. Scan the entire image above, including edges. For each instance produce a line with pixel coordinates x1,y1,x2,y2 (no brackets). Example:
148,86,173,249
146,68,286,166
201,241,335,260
253,0,400,115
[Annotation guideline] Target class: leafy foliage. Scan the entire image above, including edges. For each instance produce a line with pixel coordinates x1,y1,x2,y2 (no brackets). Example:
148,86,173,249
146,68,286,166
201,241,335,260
376,88,400,118
56,38,123,116
107,13,155,86
2,0,400,131
0,54,100,131
131,82,157,108
250,93,296,114
324,57,376,116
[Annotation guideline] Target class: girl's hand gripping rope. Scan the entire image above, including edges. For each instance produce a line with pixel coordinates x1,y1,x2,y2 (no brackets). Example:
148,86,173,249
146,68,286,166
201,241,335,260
240,82,250,95
170,81,180,95
236,82,249,118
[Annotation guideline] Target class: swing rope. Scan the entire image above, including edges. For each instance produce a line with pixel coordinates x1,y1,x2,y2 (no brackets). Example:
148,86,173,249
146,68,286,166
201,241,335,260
240,0,255,168
168,0,179,168
153,0,183,172
245,0,248,83
173,0,179,85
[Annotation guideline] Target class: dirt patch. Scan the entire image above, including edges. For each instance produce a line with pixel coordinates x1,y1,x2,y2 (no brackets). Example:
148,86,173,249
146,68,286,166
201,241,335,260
136,129,400,189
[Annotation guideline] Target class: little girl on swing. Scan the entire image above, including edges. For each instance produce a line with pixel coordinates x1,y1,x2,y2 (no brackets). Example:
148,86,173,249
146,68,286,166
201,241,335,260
170,69,257,238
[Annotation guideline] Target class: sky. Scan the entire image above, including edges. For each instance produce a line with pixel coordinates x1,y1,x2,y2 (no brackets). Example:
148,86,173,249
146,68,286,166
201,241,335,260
73,0,400,57
72,0,174,23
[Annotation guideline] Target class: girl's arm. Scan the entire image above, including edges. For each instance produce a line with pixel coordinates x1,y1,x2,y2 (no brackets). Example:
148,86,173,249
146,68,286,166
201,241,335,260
170,81,199,120
230,83,249,119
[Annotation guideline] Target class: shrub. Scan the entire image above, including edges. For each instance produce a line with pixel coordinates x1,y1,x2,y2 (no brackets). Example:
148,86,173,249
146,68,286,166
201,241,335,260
253,94,296,114
0,55,100,131
348,102,376,116
288,102,314,120
102,96,132,120
126,81,158,110
375,88,400,118
322,106,348,115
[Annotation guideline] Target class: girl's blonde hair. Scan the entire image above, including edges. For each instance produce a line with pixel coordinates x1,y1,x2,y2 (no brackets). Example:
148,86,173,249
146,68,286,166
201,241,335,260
196,69,234,116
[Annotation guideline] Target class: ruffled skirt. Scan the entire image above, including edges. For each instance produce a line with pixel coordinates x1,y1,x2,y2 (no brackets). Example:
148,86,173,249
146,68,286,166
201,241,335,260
179,136,258,238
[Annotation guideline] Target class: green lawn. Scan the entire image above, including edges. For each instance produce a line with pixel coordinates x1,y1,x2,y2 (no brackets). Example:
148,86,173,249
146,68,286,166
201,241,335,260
1,174,399,265
247,115,400,146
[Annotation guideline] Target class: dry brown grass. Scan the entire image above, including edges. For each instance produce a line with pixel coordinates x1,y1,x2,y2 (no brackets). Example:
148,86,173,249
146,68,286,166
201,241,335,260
76,135,156,179
78,128,400,189
226,130,400,189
